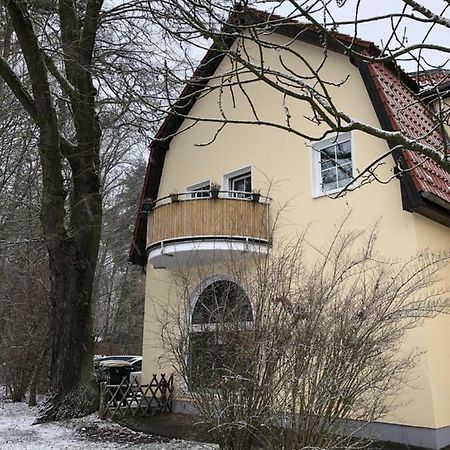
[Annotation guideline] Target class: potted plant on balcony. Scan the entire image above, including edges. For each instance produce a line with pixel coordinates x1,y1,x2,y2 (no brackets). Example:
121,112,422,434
251,189,261,202
210,182,221,199
141,198,155,213
170,192,179,203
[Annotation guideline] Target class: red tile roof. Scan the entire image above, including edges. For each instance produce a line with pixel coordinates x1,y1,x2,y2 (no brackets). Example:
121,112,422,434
368,63,450,204
411,69,450,88
245,7,380,55
247,7,450,206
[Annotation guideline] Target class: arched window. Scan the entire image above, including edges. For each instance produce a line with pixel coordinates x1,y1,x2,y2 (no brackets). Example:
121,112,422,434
188,278,253,387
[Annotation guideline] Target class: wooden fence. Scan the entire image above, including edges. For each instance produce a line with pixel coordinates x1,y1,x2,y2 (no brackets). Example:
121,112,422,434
99,373,173,419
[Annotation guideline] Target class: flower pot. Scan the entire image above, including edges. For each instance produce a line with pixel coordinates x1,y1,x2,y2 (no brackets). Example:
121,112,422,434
141,199,155,213
251,192,261,202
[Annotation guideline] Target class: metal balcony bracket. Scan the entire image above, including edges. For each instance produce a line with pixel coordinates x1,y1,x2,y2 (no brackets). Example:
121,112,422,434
160,241,174,257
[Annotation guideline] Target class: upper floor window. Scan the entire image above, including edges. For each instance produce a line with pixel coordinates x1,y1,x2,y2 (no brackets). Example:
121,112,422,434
187,180,210,199
224,167,252,198
311,132,354,197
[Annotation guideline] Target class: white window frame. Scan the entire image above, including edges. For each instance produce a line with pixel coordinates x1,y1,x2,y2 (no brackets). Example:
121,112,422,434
222,166,252,198
186,180,211,198
310,132,355,198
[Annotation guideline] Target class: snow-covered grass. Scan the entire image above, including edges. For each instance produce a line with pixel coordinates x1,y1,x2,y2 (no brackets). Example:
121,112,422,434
0,396,217,450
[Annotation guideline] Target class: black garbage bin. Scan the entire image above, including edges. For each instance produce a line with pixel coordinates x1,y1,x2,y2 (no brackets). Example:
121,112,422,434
105,361,132,385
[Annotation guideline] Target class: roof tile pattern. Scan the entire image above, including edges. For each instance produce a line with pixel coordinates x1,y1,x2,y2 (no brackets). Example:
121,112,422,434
413,69,450,88
368,63,450,204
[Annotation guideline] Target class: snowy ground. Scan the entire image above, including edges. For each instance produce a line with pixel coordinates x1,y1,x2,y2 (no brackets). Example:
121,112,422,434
0,397,217,450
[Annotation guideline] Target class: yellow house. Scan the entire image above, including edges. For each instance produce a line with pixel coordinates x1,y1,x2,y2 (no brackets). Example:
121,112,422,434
130,8,450,449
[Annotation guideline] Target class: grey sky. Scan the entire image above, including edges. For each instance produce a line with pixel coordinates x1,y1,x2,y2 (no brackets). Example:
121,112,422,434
269,0,450,71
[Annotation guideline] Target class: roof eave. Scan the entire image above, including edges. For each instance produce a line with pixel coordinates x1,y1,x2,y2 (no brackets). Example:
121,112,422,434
415,193,450,227
355,57,450,225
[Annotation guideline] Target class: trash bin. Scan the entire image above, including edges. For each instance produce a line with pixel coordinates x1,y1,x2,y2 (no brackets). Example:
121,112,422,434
103,361,132,385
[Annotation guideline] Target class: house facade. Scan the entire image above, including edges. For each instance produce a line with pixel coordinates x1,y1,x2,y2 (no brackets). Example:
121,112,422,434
131,10,450,449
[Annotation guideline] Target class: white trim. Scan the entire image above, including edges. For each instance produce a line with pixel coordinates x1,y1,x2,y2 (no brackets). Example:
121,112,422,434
186,179,211,192
148,234,269,249
310,132,355,198
222,165,253,197
186,180,211,199
147,238,269,269
190,321,253,333
188,273,245,327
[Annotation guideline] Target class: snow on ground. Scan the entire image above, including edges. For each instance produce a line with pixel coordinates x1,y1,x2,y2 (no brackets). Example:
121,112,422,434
0,397,217,450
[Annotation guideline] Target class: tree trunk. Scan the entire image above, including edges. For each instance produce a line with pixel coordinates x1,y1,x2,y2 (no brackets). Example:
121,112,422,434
28,347,47,407
49,244,94,392
36,147,102,422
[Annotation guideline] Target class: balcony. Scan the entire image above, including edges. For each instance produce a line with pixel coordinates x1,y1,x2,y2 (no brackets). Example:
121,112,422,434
145,191,271,269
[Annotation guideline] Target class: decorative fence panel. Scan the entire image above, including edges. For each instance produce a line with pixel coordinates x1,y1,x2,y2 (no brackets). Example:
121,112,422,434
99,374,174,419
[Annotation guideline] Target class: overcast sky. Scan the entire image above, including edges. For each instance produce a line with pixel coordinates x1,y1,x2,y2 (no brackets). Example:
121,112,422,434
268,0,450,72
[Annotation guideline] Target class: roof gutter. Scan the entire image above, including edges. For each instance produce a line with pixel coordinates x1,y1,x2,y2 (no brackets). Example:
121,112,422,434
421,191,450,211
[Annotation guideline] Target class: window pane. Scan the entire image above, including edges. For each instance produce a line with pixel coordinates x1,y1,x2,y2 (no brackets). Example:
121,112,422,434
320,152,336,170
229,172,251,198
336,140,351,166
321,168,338,191
336,164,353,187
233,177,249,192
192,280,253,325
189,183,210,198
318,137,353,193
322,145,336,158
189,331,253,388
189,280,254,388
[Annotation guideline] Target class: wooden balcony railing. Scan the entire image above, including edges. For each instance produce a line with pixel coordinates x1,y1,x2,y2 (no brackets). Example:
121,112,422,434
146,192,270,249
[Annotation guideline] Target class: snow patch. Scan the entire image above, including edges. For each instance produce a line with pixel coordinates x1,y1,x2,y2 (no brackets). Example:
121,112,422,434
0,398,217,450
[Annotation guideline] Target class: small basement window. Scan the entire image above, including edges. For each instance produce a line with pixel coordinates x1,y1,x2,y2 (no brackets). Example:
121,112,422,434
311,132,354,197
187,180,210,198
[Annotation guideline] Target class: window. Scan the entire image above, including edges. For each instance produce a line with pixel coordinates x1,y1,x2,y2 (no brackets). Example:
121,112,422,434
187,180,210,198
224,167,252,198
188,278,253,388
311,132,354,197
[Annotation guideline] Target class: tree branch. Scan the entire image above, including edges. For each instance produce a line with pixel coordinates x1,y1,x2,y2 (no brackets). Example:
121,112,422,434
80,0,104,66
400,0,450,28
43,53,78,99
0,54,38,122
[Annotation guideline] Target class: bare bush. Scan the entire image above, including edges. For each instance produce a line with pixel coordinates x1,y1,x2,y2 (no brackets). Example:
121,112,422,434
0,241,49,403
160,218,449,450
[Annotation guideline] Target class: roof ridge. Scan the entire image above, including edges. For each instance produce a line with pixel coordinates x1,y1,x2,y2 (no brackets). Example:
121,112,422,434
241,6,378,51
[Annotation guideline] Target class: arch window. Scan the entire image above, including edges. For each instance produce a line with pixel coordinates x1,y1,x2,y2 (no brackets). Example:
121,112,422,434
188,278,253,387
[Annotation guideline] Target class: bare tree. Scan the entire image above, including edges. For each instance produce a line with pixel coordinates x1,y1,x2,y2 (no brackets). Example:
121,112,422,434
0,143,49,404
148,0,450,187
0,72,147,405
0,1,168,419
92,159,147,354
0,242,49,403
160,218,449,450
